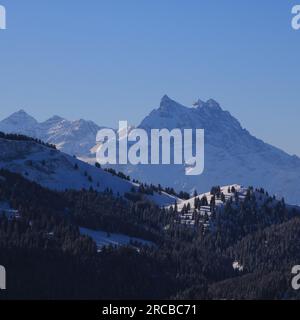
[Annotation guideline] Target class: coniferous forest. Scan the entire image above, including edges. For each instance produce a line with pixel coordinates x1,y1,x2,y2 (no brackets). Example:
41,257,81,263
0,167,299,300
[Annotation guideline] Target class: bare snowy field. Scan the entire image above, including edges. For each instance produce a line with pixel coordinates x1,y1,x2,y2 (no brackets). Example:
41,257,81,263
79,227,155,249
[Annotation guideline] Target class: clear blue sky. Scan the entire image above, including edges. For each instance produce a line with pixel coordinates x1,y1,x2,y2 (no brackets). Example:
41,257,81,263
0,0,299,155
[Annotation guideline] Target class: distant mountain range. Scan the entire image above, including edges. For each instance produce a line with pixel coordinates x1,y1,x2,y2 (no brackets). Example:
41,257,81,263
0,109,102,157
1,96,300,204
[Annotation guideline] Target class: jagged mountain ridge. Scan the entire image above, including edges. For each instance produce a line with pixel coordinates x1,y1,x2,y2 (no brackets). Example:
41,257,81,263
0,110,102,157
120,95,300,205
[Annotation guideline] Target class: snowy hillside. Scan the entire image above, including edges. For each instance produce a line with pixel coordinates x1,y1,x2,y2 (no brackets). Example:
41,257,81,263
171,184,245,228
171,184,297,230
174,184,245,212
0,137,177,206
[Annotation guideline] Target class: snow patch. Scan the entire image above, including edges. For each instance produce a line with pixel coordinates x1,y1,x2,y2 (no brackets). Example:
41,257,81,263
79,227,155,250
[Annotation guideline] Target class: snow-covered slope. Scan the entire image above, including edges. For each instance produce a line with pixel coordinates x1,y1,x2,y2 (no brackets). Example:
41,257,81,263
174,184,244,211
114,96,300,205
79,227,154,250
0,110,101,158
171,184,299,230
0,138,177,206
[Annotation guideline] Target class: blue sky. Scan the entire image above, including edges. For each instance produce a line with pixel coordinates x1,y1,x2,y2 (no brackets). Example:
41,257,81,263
0,0,300,155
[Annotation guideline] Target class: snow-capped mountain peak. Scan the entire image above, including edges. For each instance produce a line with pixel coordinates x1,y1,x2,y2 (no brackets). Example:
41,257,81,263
43,115,66,124
193,99,206,108
0,111,101,158
2,109,38,126
159,95,187,112
118,96,300,205
0,109,38,137
160,94,172,104
205,98,221,110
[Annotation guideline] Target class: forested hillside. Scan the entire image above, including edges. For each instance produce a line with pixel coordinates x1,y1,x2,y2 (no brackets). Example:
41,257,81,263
0,169,300,299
